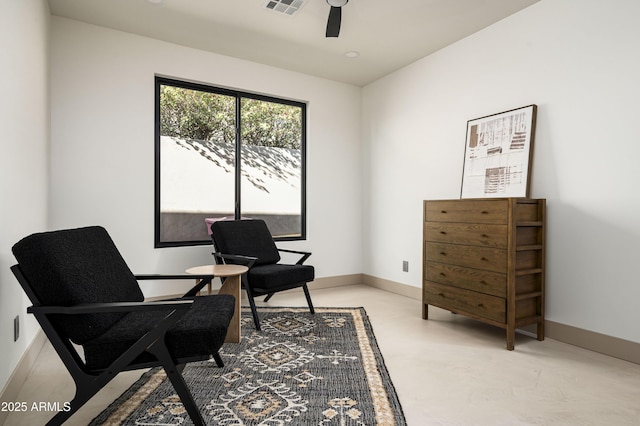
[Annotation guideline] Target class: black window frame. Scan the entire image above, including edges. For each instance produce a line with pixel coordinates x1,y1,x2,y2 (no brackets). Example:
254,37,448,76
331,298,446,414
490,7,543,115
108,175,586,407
154,76,307,248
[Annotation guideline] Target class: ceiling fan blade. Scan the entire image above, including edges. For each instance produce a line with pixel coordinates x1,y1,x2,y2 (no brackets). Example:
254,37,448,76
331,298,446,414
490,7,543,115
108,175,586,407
326,6,342,37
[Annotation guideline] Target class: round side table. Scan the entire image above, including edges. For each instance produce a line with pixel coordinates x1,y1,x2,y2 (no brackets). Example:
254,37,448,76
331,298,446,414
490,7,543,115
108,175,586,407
185,264,248,343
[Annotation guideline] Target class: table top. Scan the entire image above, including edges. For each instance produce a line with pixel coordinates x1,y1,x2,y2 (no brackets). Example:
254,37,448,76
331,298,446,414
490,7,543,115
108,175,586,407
185,264,248,277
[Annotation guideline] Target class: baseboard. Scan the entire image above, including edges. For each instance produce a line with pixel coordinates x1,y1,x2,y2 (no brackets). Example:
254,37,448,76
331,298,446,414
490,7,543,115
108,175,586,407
360,275,640,365
0,331,47,425
544,320,640,365
362,274,422,300
312,273,364,290
145,274,365,302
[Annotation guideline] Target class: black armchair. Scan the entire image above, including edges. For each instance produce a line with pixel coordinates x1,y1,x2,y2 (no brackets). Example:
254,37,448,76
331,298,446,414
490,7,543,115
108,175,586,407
210,219,314,330
11,226,235,426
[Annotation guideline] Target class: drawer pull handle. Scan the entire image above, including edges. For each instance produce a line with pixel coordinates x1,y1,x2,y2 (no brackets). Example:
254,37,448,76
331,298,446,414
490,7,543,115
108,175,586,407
440,252,447,256
481,257,488,261
477,303,485,308
439,272,446,277
438,293,446,297
479,280,487,285
481,210,489,214
440,231,447,235
440,210,447,214
481,234,489,238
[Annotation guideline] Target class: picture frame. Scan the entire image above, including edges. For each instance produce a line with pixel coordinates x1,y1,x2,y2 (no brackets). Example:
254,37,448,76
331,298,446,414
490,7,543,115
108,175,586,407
460,104,537,198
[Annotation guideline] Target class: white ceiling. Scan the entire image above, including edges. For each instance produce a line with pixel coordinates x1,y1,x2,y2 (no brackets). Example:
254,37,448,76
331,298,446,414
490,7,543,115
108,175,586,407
48,0,540,87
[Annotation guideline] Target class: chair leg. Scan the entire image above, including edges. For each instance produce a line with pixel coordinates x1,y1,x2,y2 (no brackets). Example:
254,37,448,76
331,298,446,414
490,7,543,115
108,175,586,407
240,278,262,330
45,393,88,426
45,372,110,425
246,291,262,331
212,352,224,367
264,293,274,302
163,363,204,426
149,345,205,426
303,283,315,314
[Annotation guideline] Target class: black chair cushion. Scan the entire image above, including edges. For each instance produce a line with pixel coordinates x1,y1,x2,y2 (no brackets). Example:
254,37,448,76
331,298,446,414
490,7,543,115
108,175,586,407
11,226,144,344
211,220,280,266
82,295,235,371
248,264,314,293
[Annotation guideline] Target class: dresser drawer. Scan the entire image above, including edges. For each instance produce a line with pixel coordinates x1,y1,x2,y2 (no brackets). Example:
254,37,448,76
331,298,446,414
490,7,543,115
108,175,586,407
425,242,507,273
425,200,508,224
425,261,506,298
424,222,507,248
424,281,505,323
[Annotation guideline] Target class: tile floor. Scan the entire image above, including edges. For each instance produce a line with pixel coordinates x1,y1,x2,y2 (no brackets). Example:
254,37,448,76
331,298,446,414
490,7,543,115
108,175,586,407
4,284,640,425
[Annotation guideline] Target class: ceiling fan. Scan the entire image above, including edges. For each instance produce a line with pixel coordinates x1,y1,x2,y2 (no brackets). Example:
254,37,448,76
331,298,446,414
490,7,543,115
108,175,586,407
325,0,349,38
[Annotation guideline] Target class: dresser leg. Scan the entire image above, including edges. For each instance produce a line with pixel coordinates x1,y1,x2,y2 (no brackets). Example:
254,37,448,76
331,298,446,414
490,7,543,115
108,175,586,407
422,303,428,319
537,321,545,341
506,327,515,351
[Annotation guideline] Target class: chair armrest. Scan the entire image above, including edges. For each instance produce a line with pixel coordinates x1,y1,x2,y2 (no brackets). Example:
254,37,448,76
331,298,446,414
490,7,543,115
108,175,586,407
135,274,212,280
28,299,193,315
213,252,257,268
277,248,312,265
135,274,216,297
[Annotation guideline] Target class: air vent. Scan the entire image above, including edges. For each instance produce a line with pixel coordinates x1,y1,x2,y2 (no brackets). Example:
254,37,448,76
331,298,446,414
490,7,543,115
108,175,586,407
265,0,304,16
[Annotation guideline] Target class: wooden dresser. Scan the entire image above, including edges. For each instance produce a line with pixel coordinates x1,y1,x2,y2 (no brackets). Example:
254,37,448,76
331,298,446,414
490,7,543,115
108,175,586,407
422,198,546,350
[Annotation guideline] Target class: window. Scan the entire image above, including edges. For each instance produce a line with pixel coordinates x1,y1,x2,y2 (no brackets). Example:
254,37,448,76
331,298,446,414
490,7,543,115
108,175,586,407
154,77,307,247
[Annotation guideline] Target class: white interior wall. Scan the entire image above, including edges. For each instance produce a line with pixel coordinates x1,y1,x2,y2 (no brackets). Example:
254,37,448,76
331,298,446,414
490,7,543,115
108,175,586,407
49,17,363,298
362,0,640,343
0,0,50,392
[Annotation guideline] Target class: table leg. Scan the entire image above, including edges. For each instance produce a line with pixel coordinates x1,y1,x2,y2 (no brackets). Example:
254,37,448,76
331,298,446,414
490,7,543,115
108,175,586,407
218,275,241,343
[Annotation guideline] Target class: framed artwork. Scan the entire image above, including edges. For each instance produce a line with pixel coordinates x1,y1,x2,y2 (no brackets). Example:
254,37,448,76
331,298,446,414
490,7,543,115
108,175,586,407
460,104,537,198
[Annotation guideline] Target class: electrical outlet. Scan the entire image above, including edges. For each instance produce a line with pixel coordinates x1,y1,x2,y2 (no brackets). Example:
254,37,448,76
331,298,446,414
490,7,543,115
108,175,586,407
402,260,409,272
14,315,19,342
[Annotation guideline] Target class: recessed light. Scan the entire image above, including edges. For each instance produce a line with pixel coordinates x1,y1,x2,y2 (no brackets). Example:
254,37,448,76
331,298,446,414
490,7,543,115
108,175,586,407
344,51,360,58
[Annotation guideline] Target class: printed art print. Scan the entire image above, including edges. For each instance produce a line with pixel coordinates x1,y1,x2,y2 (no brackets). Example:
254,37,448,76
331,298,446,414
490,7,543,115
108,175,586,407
461,105,537,198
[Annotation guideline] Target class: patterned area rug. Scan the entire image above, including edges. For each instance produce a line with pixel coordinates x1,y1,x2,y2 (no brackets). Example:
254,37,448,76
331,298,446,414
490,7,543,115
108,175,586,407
90,307,406,425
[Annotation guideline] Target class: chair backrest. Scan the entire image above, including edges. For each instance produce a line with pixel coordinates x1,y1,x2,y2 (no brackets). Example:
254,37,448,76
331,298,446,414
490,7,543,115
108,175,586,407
211,219,280,266
12,226,144,344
